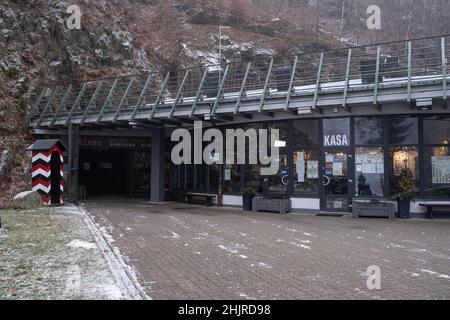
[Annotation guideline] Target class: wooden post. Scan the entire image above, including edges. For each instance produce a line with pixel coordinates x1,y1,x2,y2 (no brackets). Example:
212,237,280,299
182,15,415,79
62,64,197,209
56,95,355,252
217,164,223,208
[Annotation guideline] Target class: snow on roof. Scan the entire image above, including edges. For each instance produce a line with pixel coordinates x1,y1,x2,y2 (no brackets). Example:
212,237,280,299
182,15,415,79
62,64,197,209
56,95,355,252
26,139,67,151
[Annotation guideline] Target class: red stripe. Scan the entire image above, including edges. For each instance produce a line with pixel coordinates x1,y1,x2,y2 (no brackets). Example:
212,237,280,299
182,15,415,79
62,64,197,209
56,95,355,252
42,195,51,204
32,163,51,172
32,179,51,188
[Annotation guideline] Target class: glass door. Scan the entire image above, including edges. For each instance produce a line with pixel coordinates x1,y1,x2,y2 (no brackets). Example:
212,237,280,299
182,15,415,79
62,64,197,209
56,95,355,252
321,150,353,212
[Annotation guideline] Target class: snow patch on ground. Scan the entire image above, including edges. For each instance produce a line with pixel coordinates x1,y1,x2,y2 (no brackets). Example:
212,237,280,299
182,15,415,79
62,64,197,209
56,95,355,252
387,243,405,249
239,292,256,300
419,269,450,279
67,239,97,250
256,262,272,269
409,248,427,253
289,241,311,250
219,245,238,254
168,230,180,239
0,205,133,300
303,232,317,238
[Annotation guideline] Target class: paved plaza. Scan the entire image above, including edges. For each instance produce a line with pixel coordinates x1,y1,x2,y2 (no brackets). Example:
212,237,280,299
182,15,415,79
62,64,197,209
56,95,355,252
84,199,450,300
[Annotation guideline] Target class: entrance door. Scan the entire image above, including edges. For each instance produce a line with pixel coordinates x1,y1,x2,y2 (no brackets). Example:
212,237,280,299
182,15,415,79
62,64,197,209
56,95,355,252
320,150,353,212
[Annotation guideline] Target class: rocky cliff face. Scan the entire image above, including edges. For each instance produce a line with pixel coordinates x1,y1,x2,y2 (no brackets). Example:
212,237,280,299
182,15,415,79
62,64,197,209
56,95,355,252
0,0,449,206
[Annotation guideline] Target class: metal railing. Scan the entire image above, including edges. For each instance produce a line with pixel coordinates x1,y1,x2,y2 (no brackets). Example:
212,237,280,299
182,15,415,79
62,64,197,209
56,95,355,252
27,35,450,128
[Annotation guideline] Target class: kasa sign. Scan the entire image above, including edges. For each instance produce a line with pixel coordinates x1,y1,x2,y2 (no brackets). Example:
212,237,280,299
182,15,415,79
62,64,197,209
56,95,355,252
324,134,349,147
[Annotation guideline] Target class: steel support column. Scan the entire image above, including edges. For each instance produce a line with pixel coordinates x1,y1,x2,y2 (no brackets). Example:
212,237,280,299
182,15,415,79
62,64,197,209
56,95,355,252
150,127,166,203
68,123,79,202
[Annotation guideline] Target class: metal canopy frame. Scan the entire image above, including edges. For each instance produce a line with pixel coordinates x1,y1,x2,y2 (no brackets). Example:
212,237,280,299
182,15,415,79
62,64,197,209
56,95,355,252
50,85,73,127
113,77,135,122
259,59,273,113
129,74,153,122
149,72,170,120
211,64,230,117
27,35,450,129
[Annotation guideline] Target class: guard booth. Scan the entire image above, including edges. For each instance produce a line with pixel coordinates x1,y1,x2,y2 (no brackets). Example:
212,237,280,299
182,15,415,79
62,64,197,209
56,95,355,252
27,139,66,205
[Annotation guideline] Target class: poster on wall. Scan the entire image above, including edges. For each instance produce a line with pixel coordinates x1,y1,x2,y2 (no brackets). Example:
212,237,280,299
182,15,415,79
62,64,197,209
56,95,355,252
296,152,305,183
432,156,450,184
224,169,231,181
333,161,343,176
307,161,319,179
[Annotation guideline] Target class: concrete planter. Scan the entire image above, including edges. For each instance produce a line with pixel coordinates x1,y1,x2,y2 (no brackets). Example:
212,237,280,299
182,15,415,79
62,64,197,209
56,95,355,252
252,197,291,214
352,199,395,219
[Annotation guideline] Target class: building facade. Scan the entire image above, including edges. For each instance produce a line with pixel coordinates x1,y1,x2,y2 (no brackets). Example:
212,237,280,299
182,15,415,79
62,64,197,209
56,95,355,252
27,36,450,216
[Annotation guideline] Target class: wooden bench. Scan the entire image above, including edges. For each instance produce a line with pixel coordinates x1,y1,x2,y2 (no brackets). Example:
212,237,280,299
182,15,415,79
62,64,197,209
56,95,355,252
185,193,216,207
419,202,450,220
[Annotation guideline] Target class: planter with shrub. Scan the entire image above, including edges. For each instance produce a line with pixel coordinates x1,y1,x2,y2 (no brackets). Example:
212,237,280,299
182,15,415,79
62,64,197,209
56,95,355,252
242,188,256,211
395,166,416,219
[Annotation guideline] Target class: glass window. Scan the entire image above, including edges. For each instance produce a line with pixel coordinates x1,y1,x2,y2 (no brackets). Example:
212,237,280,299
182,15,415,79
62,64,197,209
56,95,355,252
424,146,450,198
424,117,450,145
355,117,384,145
293,120,319,146
195,164,208,192
269,154,289,195
242,123,264,193
323,118,351,147
355,147,385,197
293,149,319,194
324,151,348,195
267,122,289,195
208,164,220,193
186,165,194,191
389,147,419,196
388,117,418,145
224,164,240,193
245,164,264,193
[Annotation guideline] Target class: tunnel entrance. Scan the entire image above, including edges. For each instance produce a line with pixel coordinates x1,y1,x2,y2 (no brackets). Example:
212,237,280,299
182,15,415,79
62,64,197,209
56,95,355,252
78,136,151,198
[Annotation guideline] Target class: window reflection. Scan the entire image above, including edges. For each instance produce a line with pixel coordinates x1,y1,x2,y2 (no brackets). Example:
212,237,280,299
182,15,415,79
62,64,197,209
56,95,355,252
424,147,450,197
268,122,288,195
293,149,319,194
224,164,240,193
293,120,319,146
355,118,383,145
355,147,385,197
293,120,319,195
423,118,450,145
388,117,418,145
389,147,419,196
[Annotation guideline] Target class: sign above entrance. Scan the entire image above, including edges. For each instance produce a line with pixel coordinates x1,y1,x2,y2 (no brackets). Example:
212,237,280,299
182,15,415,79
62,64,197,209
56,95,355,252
324,135,349,147
79,137,151,150
323,118,351,147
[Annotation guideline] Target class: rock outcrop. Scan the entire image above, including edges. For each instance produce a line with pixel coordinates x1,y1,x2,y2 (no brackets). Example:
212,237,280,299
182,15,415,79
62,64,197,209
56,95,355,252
13,190,42,210
0,149,14,184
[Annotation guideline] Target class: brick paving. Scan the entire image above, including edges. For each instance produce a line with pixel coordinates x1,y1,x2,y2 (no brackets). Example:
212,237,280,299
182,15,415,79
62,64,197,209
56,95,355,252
84,199,450,300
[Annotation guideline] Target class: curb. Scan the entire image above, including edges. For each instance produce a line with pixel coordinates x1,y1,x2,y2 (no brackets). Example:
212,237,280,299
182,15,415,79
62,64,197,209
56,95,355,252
77,205,150,300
